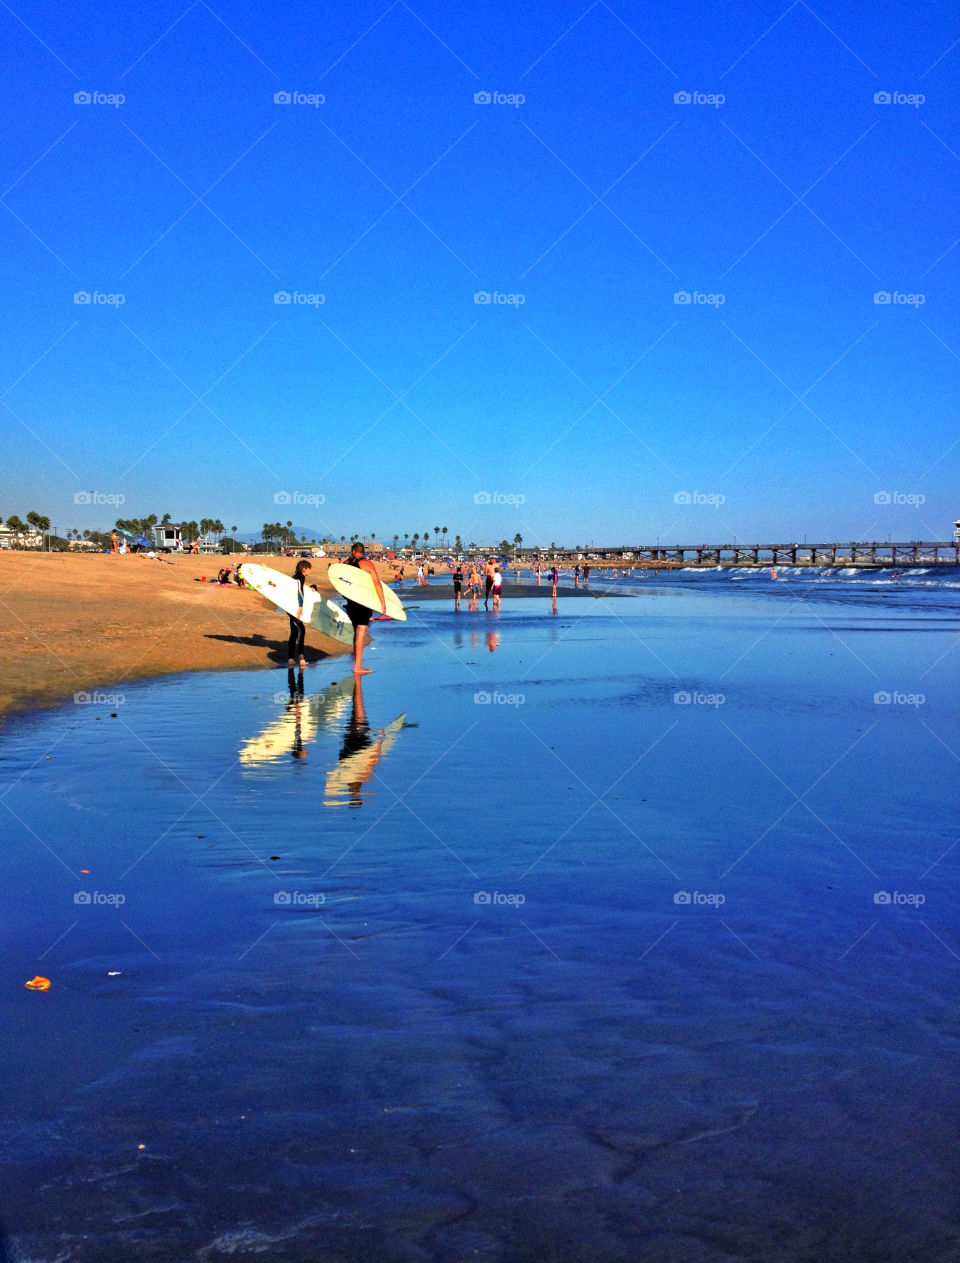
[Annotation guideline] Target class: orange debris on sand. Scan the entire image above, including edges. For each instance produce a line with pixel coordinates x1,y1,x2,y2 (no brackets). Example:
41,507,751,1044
25,976,51,991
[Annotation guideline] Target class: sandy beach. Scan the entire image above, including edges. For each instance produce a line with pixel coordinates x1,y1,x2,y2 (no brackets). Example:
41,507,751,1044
0,552,620,720
0,552,356,721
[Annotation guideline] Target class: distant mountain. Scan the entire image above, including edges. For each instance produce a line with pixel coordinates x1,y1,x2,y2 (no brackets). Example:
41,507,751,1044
236,525,328,544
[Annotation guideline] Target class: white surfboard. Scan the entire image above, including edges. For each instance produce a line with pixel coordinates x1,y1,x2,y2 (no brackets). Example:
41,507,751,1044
327,562,407,621
238,563,353,647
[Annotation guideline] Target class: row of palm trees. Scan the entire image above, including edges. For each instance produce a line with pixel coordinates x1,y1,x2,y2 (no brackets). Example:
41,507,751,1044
1,510,51,541
343,530,525,556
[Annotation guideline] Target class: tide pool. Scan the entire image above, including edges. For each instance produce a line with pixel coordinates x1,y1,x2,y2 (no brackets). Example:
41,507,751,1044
0,583,957,1261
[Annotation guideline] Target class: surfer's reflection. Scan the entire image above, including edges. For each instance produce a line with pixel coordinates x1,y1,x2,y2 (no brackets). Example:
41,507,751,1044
239,673,355,766
324,676,409,809
288,667,307,760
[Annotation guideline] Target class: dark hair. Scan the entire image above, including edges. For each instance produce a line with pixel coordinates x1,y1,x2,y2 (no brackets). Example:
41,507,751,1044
351,542,365,554
294,560,312,580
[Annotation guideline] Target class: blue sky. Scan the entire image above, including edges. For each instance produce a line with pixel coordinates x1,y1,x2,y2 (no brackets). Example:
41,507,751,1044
2,0,958,547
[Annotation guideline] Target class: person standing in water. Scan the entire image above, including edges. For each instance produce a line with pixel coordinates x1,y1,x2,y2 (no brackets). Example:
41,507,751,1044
288,559,312,668
453,562,464,610
484,557,496,607
345,541,386,675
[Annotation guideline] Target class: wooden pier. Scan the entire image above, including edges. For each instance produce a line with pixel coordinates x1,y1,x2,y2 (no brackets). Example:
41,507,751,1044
547,542,960,568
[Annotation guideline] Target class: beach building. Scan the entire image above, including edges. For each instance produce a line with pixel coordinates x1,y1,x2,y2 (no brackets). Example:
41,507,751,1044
0,524,42,549
152,524,221,554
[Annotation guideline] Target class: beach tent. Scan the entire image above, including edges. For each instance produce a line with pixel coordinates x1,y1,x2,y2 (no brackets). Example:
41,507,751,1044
118,527,154,549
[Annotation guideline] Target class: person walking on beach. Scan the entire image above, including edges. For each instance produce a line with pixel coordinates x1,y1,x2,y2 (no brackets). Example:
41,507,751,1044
453,563,464,610
287,559,312,668
345,541,386,676
484,557,496,607
535,562,542,585
110,528,119,555
492,565,502,609
551,564,559,596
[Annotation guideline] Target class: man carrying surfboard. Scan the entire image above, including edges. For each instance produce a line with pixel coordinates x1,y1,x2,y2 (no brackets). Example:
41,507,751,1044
344,542,386,675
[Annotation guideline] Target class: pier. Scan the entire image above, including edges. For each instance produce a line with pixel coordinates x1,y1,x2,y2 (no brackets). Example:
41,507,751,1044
541,542,960,568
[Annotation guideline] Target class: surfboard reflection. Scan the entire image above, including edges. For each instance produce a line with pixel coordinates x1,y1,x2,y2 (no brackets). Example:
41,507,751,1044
238,672,354,765
324,676,407,809
239,673,408,807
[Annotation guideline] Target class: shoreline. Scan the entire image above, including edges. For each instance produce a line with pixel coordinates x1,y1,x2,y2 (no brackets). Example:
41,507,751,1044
0,553,630,723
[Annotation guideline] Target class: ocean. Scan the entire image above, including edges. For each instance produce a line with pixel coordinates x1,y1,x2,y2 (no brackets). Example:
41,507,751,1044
0,568,957,1261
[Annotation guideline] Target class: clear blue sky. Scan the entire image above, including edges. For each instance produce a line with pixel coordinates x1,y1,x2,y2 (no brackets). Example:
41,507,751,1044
2,0,957,547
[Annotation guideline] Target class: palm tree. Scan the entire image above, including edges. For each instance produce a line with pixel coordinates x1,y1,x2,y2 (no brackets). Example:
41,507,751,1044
454,535,462,554
514,533,522,555
412,533,420,553
393,534,399,553
433,526,440,550
442,525,448,550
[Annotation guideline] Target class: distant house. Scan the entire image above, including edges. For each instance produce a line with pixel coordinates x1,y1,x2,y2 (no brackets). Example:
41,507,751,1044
0,524,42,549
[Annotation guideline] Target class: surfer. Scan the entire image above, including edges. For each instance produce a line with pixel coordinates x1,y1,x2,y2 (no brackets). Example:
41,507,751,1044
288,559,312,668
345,542,386,675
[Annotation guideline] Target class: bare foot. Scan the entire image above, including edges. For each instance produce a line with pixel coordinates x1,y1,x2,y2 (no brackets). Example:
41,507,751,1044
353,666,372,675
298,658,308,668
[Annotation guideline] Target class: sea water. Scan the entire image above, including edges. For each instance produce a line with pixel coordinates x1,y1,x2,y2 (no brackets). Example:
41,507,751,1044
0,573,957,1261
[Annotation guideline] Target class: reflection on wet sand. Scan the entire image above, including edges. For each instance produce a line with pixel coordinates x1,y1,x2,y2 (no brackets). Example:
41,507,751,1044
324,675,407,808
238,672,354,765
239,673,410,807
471,630,500,653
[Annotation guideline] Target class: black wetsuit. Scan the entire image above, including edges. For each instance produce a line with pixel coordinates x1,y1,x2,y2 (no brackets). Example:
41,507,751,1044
345,554,373,627
287,574,306,659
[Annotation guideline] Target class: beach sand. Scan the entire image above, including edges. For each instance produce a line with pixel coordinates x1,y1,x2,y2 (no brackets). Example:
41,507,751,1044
0,552,622,720
0,552,357,721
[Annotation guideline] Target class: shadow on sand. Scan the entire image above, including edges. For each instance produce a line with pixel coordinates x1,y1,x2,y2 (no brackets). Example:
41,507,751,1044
204,632,337,667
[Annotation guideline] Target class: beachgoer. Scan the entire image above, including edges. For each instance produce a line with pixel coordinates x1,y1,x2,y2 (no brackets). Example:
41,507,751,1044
110,528,119,555
288,559,312,668
345,541,386,675
535,562,542,585
484,557,495,607
574,564,580,586
583,564,591,583
453,563,464,610
492,565,502,609
551,564,559,596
